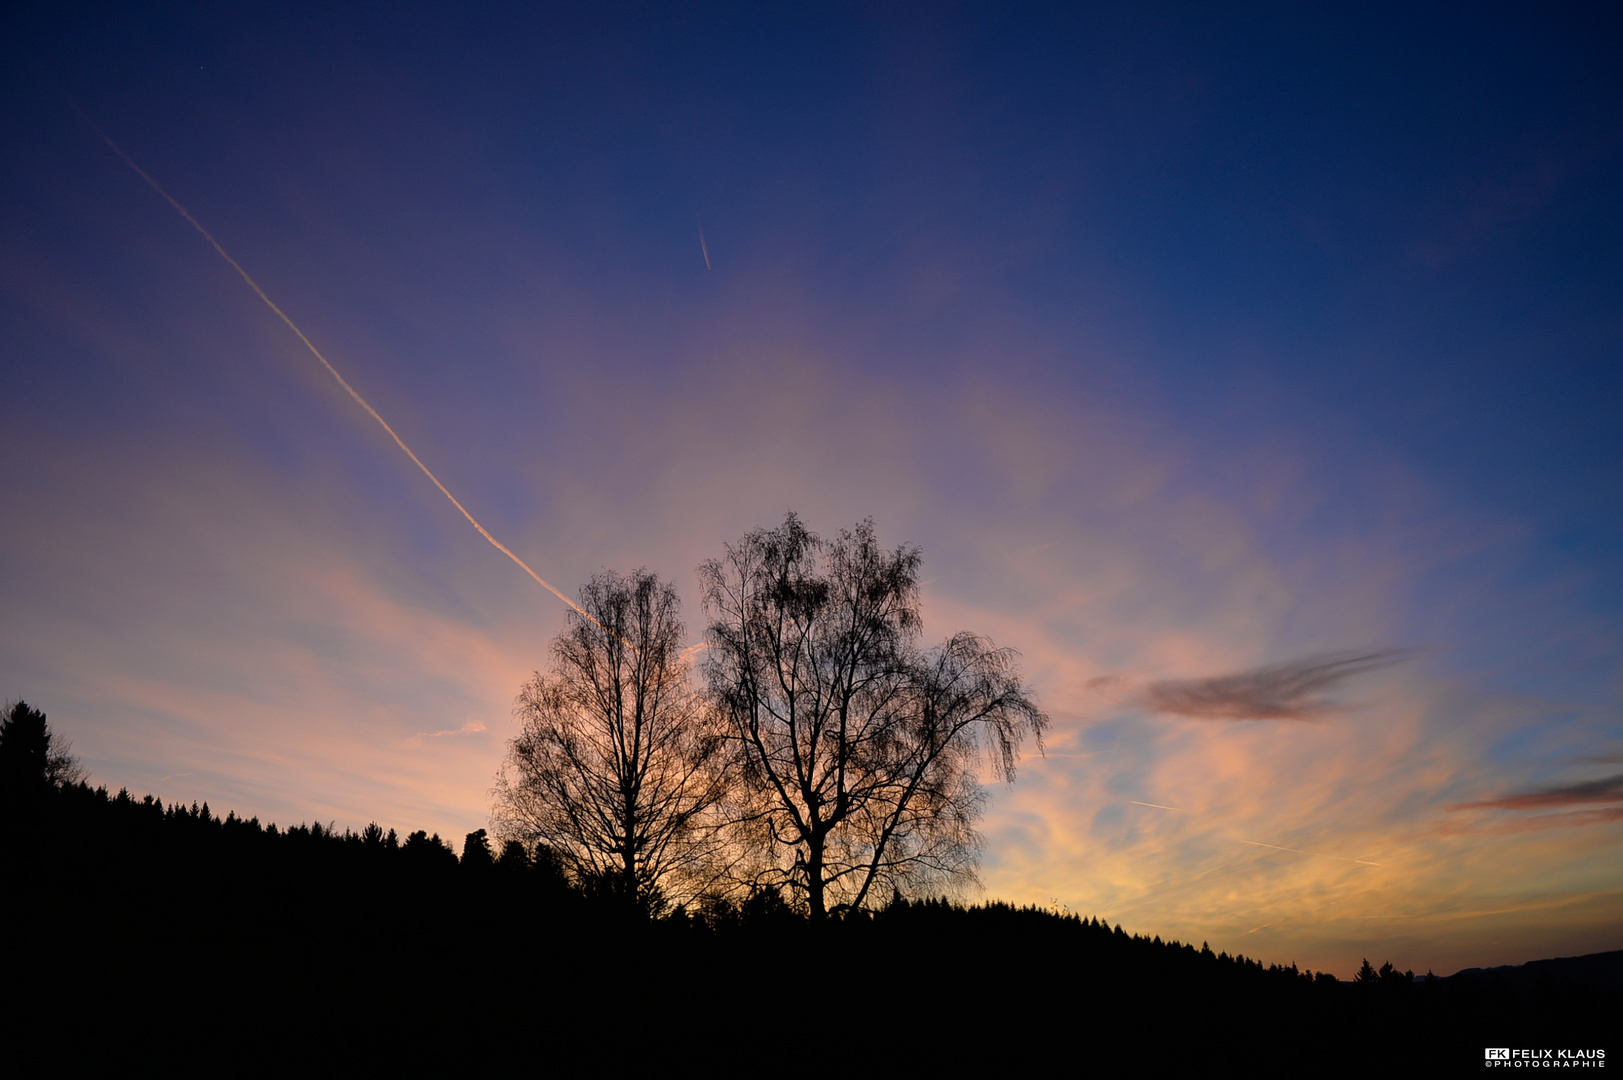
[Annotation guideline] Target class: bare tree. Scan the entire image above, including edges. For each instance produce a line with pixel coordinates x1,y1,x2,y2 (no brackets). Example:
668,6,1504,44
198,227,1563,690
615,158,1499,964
491,570,729,913
699,514,1047,919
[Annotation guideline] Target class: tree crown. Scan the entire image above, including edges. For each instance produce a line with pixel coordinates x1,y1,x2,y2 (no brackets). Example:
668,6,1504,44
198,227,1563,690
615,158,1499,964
698,513,1046,917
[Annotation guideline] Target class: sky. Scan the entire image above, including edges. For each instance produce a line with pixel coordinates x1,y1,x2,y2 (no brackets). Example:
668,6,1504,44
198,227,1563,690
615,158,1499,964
2,2,1620,977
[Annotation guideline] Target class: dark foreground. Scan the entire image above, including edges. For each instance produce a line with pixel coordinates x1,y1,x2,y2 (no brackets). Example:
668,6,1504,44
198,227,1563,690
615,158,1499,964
4,781,1615,1073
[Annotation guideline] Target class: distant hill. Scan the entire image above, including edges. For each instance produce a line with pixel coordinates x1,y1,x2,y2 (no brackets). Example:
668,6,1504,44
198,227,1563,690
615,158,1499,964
1446,950,1623,996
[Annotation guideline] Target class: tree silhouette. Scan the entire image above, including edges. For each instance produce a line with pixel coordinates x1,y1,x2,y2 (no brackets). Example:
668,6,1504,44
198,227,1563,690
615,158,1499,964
402,829,458,871
0,700,84,796
491,569,730,914
461,829,495,872
699,514,1047,919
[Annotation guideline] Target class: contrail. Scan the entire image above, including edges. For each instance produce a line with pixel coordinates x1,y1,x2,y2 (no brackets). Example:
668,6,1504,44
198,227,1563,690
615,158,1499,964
1237,838,1383,867
82,116,594,626
1127,799,1382,865
697,219,711,270
677,641,714,663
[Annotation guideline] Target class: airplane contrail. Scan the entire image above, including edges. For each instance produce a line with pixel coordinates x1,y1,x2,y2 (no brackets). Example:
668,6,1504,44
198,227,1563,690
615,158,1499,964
1237,838,1383,867
1129,800,1192,813
1127,799,1381,865
677,641,714,663
697,219,711,270
82,116,594,626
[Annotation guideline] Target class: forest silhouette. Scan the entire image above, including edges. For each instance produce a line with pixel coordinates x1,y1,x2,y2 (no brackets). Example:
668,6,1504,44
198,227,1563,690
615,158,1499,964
4,698,1616,1070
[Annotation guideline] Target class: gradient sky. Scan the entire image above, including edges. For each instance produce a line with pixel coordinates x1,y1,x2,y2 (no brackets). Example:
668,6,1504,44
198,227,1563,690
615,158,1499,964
3,3,1620,976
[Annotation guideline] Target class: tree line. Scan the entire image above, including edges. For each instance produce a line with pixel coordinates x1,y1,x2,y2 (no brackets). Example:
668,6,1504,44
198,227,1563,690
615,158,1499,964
3,700,1615,1069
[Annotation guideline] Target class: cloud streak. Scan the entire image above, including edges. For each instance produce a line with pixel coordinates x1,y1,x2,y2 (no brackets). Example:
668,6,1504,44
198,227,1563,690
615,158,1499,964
407,719,488,748
1143,649,1416,720
1448,773,1623,812
1437,808,1623,834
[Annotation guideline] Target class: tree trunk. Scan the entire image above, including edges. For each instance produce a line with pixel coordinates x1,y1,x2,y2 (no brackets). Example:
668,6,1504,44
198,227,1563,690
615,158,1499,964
805,833,827,920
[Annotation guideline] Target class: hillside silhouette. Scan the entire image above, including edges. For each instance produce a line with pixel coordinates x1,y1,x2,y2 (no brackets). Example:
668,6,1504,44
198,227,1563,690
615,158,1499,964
4,772,1615,1071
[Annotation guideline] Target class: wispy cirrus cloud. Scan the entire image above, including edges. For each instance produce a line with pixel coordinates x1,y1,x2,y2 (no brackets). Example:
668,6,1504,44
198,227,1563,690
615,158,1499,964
1448,774,1623,813
1436,807,1623,834
1142,649,1416,720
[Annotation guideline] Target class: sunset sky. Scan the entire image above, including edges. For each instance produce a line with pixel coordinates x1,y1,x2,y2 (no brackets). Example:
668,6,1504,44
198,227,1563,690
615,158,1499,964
3,4,1620,976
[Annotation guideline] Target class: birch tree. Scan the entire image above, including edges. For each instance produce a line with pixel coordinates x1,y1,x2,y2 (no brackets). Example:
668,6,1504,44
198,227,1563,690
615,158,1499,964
492,570,729,913
699,515,1046,919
